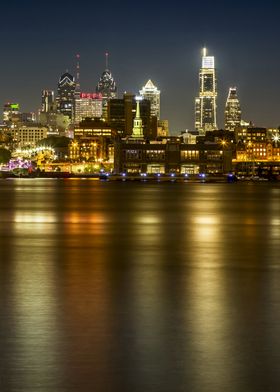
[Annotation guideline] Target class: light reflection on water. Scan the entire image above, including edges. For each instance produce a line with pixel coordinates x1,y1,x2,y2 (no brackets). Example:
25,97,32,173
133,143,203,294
1,179,280,391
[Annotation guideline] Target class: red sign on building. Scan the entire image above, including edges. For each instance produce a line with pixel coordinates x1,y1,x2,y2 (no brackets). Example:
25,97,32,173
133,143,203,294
80,93,103,99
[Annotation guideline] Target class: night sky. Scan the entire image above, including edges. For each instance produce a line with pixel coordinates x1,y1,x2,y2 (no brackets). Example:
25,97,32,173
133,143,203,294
1,0,280,133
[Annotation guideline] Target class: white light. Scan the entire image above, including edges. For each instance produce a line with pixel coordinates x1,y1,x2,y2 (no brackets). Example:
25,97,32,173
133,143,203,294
202,56,215,69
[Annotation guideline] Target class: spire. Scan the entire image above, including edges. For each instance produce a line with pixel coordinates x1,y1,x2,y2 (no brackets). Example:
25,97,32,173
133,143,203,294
203,47,207,57
132,97,144,138
105,52,109,70
135,99,140,118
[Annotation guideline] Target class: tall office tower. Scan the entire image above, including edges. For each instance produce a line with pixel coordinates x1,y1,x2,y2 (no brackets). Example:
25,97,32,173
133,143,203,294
96,53,117,119
132,97,144,138
56,72,76,121
139,79,160,119
41,90,55,112
225,87,241,131
195,48,217,134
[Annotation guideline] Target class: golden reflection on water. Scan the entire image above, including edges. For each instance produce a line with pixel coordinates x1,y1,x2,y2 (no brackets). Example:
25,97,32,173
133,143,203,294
10,227,61,387
192,215,221,243
14,211,58,223
2,180,280,391
135,214,163,238
186,267,238,388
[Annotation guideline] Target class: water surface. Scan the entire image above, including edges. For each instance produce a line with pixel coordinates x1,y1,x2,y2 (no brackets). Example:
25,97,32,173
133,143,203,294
0,179,280,391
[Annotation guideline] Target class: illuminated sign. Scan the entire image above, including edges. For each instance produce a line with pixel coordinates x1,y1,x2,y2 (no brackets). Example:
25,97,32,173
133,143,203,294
80,93,103,99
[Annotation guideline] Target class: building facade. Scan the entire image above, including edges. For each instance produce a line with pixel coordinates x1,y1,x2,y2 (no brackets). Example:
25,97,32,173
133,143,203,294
69,117,118,167
108,93,157,139
74,93,103,124
10,126,48,147
115,138,232,175
41,90,55,113
195,48,217,134
225,87,241,131
3,103,20,124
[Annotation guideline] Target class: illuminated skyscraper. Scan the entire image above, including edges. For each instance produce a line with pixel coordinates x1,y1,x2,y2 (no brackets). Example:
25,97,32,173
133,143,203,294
195,48,217,134
96,53,117,119
56,72,76,121
225,87,241,131
139,79,160,119
41,90,55,113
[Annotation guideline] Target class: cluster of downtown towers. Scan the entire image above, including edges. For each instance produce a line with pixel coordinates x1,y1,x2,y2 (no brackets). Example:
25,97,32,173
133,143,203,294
46,49,241,134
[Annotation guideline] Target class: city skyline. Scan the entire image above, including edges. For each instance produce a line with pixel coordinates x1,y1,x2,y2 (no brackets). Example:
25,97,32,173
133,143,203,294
1,1,280,133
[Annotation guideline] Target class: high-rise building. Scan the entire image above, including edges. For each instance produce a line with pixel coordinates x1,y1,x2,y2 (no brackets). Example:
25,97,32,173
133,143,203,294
41,90,55,113
195,48,217,134
139,79,160,119
74,93,103,124
3,103,20,124
108,93,157,139
225,87,241,131
56,72,76,121
96,53,117,119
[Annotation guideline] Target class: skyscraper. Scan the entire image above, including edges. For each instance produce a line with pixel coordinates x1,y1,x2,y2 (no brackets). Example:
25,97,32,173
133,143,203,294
96,53,117,119
41,90,55,113
56,72,76,121
225,87,241,131
195,48,217,134
139,79,160,119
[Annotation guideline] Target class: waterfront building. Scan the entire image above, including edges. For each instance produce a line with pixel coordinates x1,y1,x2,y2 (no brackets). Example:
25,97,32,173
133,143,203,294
225,87,241,130
56,72,76,121
115,137,232,174
96,53,117,120
139,79,160,119
195,48,217,134
74,93,103,124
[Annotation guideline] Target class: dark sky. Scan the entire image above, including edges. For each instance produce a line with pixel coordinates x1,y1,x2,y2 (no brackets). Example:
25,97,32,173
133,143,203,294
1,0,280,133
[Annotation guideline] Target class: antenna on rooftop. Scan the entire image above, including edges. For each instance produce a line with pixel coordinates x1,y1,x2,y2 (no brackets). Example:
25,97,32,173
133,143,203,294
105,52,109,70
76,53,80,93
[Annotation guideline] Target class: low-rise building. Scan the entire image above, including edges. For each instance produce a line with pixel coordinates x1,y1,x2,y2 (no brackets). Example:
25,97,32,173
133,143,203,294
69,117,118,168
114,138,232,174
10,125,48,147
